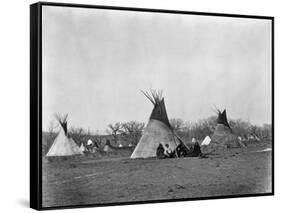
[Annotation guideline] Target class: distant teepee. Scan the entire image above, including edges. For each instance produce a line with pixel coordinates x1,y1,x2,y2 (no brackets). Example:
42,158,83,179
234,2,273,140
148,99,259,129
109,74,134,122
79,142,87,152
210,109,238,149
131,90,184,159
103,139,114,152
46,114,84,157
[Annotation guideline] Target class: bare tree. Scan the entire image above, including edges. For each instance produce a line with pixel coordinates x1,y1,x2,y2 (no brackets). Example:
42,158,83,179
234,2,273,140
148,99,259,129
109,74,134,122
106,122,122,145
261,124,272,138
92,130,103,148
249,125,259,136
86,127,92,136
120,121,145,145
48,120,58,134
170,118,184,131
70,127,85,135
176,116,216,141
69,127,86,144
229,119,250,137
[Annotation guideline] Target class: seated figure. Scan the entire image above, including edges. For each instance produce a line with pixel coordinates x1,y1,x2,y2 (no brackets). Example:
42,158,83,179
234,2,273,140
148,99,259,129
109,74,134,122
191,141,202,157
156,143,166,159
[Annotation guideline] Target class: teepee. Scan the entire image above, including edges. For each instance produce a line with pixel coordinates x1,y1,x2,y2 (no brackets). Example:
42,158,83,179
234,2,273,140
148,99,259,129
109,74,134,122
46,114,84,156
131,90,184,159
80,143,87,152
103,140,114,152
210,109,238,149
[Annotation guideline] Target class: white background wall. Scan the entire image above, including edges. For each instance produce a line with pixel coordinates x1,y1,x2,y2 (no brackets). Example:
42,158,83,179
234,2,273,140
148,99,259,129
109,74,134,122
0,0,279,212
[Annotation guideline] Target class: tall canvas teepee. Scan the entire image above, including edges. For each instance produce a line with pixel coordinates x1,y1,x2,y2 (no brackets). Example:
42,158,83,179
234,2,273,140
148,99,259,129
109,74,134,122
46,114,83,157
210,109,237,149
131,90,183,159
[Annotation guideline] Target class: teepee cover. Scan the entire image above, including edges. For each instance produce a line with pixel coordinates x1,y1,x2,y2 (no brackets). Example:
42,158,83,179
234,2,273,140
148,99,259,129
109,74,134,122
47,130,83,156
131,90,182,159
46,114,83,156
210,109,239,149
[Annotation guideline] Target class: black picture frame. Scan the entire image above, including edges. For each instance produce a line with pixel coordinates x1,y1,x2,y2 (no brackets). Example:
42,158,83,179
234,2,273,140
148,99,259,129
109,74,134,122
30,1,274,210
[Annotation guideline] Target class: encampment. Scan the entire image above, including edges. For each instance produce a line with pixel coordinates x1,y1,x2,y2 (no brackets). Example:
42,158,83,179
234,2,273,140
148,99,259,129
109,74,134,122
131,90,186,159
46,114,84,157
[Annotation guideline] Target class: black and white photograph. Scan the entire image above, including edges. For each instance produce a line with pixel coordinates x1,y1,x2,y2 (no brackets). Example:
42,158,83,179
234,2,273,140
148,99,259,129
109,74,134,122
31,2,273,210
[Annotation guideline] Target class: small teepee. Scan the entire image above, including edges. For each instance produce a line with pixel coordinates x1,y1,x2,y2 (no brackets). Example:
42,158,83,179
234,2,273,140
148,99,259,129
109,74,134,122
80,143,87,152
201,135,211,146
103,139,114,152
131,90,184,159
210,109,238,149
46,114,84,157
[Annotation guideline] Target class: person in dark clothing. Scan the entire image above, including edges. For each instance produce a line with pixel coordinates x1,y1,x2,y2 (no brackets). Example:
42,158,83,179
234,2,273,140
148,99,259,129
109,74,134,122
156,144,166,159
175,143,190,157
191,141,202,157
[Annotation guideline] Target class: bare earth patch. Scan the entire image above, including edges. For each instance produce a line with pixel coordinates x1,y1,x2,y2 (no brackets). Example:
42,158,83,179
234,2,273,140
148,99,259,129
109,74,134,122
42,147,272,208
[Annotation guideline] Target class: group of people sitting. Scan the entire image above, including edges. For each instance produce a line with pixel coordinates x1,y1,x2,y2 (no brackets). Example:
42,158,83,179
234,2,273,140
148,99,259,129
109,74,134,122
156,141,202,159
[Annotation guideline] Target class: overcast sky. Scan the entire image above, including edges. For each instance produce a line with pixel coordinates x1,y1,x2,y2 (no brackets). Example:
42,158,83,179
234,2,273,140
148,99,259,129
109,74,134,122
42,6,272,132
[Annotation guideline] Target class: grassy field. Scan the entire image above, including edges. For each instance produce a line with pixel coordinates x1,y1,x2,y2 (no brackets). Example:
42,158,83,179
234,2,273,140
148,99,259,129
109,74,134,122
42,145,272,208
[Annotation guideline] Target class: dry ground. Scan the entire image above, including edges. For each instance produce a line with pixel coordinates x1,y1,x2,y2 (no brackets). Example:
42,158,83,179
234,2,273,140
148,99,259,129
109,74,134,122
42,146,272,208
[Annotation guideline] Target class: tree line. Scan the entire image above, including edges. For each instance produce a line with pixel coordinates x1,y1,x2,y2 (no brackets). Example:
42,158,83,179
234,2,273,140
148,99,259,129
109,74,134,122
47,117,272,146
170,117,272,141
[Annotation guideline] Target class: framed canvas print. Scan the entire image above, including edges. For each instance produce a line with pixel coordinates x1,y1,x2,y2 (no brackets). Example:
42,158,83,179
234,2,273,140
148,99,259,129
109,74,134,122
30,2,274,210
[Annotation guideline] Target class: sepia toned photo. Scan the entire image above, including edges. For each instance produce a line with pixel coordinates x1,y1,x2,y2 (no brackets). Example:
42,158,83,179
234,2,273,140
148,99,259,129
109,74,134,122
33,2,273,209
